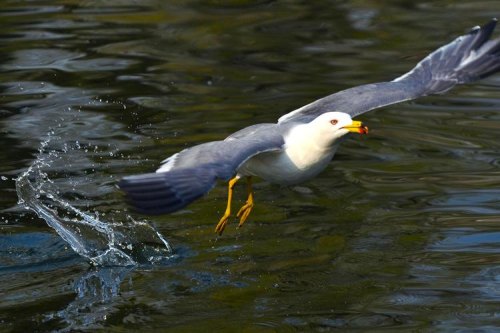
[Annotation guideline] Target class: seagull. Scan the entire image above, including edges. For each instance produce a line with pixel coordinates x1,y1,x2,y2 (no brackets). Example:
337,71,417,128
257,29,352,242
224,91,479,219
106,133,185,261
120,19,500,235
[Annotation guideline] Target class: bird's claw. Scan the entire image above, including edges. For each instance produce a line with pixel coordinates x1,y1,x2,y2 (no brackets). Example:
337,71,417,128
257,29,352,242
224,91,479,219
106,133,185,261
215,176,254,235
215,213,230,235
236,201,254,228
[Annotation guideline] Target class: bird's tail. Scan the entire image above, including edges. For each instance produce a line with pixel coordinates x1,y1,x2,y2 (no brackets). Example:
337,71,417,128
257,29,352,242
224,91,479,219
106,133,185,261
118,168,217,215
394,18,500,94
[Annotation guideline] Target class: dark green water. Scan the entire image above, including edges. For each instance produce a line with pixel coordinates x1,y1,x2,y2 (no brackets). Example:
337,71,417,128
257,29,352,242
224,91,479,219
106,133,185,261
1,1,500,331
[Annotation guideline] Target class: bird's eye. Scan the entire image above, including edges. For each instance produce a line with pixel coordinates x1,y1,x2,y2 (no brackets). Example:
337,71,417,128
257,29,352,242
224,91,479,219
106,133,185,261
330,119,338,125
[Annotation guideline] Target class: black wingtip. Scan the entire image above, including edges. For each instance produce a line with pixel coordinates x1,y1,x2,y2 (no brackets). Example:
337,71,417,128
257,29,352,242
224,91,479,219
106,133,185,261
119,168,218,215
481,18,497,33
411,17,500,91
119,173,183,215
469,19,496,35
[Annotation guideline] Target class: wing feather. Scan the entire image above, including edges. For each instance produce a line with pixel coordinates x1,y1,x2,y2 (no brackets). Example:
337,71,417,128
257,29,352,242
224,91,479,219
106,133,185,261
119,124,285,214
279,19,500,123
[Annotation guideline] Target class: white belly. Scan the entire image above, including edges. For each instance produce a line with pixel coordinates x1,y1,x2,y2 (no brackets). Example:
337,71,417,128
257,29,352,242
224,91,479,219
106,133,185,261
237,147,337,186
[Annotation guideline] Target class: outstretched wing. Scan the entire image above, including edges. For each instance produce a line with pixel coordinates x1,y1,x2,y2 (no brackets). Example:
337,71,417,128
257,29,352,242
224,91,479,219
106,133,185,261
119,124,285,215
279,19,500,123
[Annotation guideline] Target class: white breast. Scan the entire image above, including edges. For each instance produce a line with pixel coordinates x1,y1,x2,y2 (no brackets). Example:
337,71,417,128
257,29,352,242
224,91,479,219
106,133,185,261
237,123,340,185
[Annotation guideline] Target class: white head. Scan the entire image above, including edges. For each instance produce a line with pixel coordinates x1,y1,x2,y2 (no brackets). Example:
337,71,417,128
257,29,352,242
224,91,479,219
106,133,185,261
307,111,368,148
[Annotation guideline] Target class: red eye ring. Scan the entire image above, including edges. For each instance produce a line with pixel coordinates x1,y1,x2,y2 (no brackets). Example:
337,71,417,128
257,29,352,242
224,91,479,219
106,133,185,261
330,119,338,125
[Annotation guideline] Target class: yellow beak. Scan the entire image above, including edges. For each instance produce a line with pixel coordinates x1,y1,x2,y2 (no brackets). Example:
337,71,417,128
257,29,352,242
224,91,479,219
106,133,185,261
343,120,368,134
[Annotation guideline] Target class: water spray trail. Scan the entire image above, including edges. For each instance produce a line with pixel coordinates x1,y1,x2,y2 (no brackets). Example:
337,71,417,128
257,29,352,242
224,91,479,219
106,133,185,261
15,135,172,266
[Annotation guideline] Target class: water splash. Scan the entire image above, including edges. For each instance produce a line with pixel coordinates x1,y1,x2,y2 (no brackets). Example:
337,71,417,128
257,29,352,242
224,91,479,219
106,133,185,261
15,135,173,267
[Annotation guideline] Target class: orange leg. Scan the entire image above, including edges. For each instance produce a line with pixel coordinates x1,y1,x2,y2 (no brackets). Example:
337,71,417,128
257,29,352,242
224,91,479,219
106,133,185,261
237,176,254,228
215,176,239,235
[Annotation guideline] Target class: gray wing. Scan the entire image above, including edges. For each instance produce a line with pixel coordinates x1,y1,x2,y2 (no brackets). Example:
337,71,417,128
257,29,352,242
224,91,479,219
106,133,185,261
279,19,500,124
157,123,281,176
119,123,284,215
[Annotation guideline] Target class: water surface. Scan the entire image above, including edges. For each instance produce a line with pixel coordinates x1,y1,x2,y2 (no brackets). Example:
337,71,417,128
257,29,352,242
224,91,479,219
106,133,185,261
1,1,500,331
